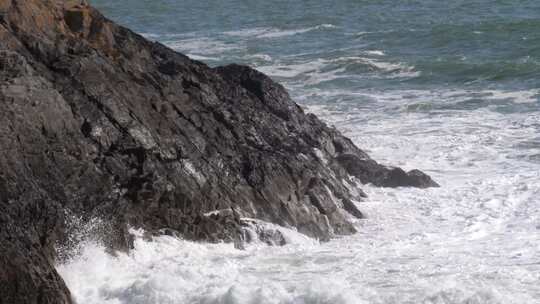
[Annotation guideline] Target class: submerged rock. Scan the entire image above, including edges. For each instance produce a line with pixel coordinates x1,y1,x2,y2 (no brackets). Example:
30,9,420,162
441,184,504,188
0,0,437,303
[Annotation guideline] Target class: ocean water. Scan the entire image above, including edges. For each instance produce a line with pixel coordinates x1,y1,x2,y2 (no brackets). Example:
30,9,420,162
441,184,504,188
58,1,540,303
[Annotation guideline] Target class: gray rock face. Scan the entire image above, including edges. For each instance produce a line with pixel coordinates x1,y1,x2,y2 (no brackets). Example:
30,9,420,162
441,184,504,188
0,0,438,303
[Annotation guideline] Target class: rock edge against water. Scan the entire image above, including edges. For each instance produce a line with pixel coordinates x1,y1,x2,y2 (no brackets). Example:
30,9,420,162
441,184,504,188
0,0,437,303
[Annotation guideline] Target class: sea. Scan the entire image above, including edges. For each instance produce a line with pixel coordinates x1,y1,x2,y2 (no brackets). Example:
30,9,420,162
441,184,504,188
57,1,540,303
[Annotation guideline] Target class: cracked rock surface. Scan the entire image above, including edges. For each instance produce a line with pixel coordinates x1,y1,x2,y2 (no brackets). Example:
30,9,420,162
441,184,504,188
0,0,438,303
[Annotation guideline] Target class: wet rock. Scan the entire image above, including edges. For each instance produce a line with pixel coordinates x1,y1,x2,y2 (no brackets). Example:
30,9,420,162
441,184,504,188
0,202,73,304
385,168,439,188
336,153,439,188
0,0,437,303
238,218,287,247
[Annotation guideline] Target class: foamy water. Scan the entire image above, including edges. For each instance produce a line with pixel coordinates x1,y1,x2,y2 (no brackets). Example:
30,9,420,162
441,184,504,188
64,1,540,302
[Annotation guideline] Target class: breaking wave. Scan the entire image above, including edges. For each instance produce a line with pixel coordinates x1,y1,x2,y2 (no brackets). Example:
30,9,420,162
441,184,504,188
224,24,337,39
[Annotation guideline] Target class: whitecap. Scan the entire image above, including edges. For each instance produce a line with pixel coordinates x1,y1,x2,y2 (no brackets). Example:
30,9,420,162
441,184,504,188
165,37,243,57
247,53,273,62
483,89,540,104
364,50,386,56
256,59,327,78
256,56,418,84
240,218,320,247
257,24,335,38
140,32,161,40
224,24,337,39
223,27,273,38
185,54,220,61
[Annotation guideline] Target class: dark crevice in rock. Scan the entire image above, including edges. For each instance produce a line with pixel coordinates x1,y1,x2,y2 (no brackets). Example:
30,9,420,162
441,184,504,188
80,119,92,137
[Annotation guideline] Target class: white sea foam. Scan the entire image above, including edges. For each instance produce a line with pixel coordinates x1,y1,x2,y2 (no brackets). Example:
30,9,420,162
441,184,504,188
240,218,320,247
257,59,327,78
185,54,221,61
247,53,273,62
141,32,194,40
364,50,386,56
224,24,336,39
257,56,418,86
484,89,540,104
140,32,161,40
350,30,395,37
293,88,540,112
223,27,274,38
349,57,420,78
165,37,243,58
57,228,336,304
257,24,336,38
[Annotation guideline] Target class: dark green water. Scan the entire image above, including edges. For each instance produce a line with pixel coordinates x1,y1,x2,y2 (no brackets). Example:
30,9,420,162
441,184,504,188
91,0,540,107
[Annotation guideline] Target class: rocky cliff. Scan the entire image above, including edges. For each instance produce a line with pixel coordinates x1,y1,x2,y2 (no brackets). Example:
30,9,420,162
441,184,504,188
0,0,437,303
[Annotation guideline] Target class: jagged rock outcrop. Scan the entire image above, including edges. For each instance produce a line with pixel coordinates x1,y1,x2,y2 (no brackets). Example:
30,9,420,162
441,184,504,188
0,0,437,303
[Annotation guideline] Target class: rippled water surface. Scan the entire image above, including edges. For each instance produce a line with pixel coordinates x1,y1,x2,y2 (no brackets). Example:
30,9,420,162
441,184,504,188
59,1,540,303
